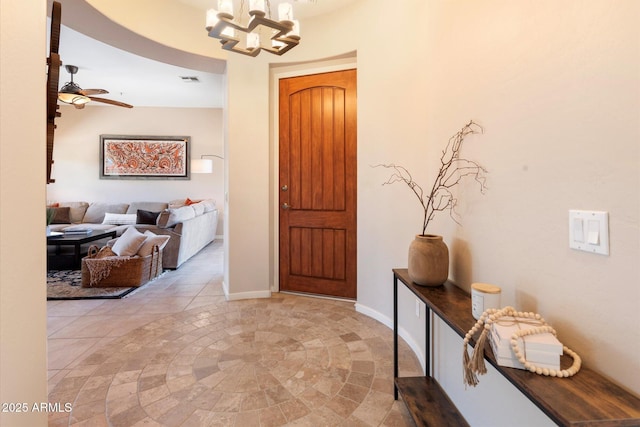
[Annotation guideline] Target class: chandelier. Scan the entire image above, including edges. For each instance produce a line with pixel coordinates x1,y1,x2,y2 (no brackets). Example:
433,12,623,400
206,0,300,57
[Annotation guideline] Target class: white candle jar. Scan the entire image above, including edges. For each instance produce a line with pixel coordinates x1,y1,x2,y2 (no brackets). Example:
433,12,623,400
471,283,501,320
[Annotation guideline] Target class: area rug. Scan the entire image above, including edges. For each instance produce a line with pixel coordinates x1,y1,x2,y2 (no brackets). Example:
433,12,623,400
47,270,144,300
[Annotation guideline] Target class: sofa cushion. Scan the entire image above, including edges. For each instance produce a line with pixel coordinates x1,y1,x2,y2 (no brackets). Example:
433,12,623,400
157,206,196,229
137,230,171,257
126,202,169,214
168,198,187,208
50,207,71,224
200,199,217,213
191,202,205,216
102,213,137,225
112,227,147,257
136,209,161,225
83,203,129,224
59,202,89,223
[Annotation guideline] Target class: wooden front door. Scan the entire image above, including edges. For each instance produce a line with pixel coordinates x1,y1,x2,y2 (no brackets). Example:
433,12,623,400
279,69,357,299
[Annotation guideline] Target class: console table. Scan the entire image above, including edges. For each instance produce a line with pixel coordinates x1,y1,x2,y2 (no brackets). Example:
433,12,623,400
393,268,640,426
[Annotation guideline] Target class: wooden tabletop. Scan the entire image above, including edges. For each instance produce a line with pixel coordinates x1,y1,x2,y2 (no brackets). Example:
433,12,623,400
394,268,640,426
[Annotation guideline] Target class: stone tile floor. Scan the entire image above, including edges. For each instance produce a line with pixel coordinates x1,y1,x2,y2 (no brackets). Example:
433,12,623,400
48,241,421,426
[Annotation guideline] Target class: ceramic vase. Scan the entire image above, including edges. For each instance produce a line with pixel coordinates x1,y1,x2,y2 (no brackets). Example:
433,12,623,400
408,234,449,286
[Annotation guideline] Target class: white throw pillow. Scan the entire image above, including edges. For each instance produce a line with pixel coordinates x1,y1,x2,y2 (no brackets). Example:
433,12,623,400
102,213,137,225
137,231,171,257
111,227,147,256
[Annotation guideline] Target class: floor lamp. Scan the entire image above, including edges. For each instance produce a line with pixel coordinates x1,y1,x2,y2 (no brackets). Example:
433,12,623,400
192,154,224,174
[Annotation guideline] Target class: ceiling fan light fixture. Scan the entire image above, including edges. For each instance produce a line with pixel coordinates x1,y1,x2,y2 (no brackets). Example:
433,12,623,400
58,92,89,105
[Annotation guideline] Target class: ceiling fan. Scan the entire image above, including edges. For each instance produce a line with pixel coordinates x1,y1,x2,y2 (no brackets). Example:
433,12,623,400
58,64,133,109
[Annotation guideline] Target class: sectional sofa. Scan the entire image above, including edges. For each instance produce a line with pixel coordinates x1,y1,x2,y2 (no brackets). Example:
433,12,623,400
48,199,218,269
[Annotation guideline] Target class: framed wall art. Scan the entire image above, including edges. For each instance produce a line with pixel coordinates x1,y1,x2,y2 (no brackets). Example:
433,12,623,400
100,135,190,180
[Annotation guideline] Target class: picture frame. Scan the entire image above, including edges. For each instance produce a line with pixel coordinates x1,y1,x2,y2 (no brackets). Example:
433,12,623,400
100,134,190,180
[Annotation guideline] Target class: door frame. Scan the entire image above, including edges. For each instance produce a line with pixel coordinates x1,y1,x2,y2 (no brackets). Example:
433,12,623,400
270,56,357,295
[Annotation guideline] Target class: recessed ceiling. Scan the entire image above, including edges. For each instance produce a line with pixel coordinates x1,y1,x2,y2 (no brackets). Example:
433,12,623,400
55,23,225,109
51,0,358,109
176,0,354,19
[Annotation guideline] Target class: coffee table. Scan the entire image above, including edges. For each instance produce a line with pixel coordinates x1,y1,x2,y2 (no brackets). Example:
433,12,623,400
47,230,117,270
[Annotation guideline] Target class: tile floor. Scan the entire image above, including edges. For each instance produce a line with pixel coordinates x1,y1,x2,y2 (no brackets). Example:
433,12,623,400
47,241,422,426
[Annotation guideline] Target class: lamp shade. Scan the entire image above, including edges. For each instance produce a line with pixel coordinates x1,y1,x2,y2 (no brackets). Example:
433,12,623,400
191,159,214,174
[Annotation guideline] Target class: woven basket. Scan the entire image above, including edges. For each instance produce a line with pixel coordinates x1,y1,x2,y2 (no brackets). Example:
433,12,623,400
81,245,163,288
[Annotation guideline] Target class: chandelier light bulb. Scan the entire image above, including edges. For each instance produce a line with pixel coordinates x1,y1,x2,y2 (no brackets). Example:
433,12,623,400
221,26,235,38
206,9,219,29
218,0,234,18
289,19,300,38
249,0,266,15
278,2,294,23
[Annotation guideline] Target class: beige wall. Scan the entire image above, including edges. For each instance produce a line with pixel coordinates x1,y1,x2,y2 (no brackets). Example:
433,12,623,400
418,0,639,402
223,0,640,405
47,105,225,235
0,0,48,426
226,0,640,401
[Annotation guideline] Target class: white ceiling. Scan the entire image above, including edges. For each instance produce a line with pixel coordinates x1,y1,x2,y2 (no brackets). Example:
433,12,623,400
53,0,358,109
57,24,226,109
176,0,352,20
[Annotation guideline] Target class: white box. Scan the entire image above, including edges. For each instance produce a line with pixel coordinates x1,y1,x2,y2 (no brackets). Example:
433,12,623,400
490,330,561,364
490,333,560,370
489,316,562,371
491,316,563,354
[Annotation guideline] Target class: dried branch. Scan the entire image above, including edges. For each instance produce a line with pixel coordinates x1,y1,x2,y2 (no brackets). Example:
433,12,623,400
372,120,488,235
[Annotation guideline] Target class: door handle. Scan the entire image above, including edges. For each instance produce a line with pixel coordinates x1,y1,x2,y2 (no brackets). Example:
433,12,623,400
281,202,290,210
281,184,288,192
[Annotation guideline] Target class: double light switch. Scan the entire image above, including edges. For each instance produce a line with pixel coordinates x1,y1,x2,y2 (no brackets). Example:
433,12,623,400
569,210,609,255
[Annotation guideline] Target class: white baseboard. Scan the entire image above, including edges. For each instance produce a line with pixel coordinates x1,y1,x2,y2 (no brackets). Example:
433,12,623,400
222,280,229,299
355,302,426,374
224,289,271,301
354,302,392,329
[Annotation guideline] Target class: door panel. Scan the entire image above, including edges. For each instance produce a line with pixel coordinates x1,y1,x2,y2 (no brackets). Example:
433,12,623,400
279,69,357,299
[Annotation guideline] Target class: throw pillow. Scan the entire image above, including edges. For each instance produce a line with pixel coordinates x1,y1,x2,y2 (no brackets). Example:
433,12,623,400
137,231,171,257
156,206,196,229
83,203,128,224
136,209,160,225
185,198,199,205
51,207,71,224
102,213,137,225
59,202,89,224
111,227,147,257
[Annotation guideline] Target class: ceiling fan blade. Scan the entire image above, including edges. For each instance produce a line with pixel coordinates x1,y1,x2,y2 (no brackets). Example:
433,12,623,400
88,97,133,108
80,88,108,96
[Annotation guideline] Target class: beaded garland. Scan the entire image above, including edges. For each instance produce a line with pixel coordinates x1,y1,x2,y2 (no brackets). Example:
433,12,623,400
462,306,582,387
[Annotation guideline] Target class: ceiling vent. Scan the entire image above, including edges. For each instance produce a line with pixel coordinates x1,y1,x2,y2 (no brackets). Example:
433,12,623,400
180,76,200,83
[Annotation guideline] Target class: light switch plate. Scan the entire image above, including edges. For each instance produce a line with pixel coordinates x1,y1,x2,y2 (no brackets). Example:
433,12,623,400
569,210,609,255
